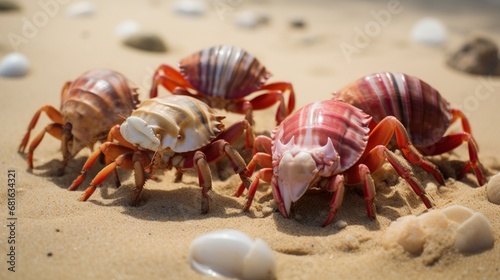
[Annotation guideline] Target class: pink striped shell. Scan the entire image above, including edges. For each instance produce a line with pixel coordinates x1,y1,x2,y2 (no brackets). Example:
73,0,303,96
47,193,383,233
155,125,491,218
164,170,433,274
270,100,371,210
272,100,371,175
333,72,452,147
179,45,271,100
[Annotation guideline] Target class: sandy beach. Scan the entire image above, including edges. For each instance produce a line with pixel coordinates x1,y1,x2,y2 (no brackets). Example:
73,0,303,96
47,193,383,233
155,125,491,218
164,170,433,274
1,0,500,279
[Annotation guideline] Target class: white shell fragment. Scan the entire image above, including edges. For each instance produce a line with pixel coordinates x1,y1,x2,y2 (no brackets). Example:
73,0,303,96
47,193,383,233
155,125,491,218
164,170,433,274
66,1,95,18
114,20,141,39
189,229,276,280
173,0,207,16
0,52,29,77
411,17,447,45
383,205,494,255
443,205,495,254
486,172,500,204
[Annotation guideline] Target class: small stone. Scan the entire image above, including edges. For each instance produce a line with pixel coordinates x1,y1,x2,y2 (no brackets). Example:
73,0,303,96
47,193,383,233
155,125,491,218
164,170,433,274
173,0,206,16
0,52,29,78
343,234,360,250
66,1,95,18
486,172,500,204
234,10,269,29
123,33,167,53
333,219,348,230
447,36,500,76
0,0,20,11
115,20,141,39
411,17,447,45
290,18,306,29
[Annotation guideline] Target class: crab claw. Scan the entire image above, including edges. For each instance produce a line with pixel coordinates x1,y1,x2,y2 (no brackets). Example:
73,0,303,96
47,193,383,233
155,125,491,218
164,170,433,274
277,151,317,217
120,116,160,151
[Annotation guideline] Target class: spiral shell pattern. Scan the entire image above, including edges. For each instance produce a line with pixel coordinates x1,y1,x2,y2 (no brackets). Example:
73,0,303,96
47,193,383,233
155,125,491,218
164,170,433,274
179,45,271,100
333,72,452,147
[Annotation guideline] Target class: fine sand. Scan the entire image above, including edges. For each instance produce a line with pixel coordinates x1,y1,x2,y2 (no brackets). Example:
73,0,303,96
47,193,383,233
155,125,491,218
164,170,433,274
1,0,500,279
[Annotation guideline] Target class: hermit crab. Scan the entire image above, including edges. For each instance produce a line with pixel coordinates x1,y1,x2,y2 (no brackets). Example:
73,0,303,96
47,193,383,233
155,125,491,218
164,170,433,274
18,69,140,174
236,100,444,227
69,95,254,213
149,45,295,125
332,72,485,185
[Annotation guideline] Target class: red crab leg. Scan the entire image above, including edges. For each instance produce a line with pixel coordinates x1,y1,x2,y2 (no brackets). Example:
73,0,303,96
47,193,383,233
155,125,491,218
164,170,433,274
243,167,274,212
19,105,65,169
259,82,296,116
216,119,255,150
193,151,212,214
227,82,295,125
150,64,195,98
450,108,472,136
25,123,64,169
417,133,484,186
251,135,273,156
128,151,150,206
351,145,433,210
68,142,136,191
234,152,272,198
181,139,252,189
19,105,64,154
322,174,346,227
364,116,445,185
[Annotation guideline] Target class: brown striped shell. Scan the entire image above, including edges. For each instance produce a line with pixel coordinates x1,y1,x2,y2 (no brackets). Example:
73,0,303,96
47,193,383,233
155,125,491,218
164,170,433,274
61,69,140,155
179,45,271,100
333,72,452,147
120,95,225,153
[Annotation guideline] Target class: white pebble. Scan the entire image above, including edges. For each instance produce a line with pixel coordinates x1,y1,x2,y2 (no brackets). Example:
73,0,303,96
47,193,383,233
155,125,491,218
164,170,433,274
173,0,206,16
234,10,268,29
114,20,141,39
189,229,276,280
334,219,348,230
0,52,29,78
486,172,500,204
411,17,447,45
66,1,95,18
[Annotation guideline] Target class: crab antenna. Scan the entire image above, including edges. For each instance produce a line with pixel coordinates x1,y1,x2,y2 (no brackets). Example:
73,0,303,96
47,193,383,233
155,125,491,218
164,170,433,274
117,114,127,121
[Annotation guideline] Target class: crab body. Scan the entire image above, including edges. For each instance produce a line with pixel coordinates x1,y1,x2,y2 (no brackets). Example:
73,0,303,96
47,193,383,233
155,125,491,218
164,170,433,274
333,72,484,185
19,69,140,173
271,101,371,212
150,45,295,124
237,100,445,226
70,95,254,214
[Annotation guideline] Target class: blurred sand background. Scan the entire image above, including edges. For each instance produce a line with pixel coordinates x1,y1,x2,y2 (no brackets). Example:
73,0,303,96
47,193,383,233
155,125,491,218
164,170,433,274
1,0,500,279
